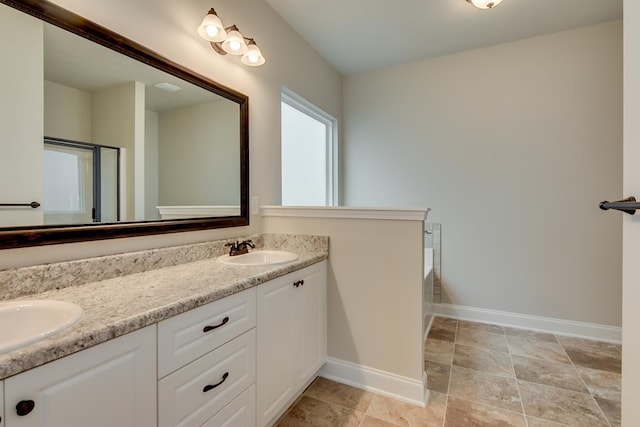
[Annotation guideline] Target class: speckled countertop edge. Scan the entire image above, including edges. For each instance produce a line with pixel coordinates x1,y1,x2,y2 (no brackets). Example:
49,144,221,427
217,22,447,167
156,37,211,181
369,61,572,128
0,249,327,380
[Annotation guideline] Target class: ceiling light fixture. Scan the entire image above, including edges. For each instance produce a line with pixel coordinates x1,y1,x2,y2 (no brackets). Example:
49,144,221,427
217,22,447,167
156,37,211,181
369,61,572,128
466,0,504,9
153,82,182,92
198,8,265,67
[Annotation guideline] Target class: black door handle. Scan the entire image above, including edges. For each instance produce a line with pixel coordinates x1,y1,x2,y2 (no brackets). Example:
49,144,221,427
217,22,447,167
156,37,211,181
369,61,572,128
203,372,229,392
599,196,640,215
203,316,229,333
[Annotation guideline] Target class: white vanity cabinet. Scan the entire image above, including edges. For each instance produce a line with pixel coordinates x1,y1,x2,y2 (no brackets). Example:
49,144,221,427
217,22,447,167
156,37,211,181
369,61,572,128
3,326,156,427
1,259,327,427
157,287,257,427
257,261,327,427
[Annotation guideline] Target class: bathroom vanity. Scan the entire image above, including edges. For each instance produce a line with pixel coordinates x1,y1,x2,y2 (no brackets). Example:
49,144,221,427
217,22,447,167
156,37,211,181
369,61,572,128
0,235,328,427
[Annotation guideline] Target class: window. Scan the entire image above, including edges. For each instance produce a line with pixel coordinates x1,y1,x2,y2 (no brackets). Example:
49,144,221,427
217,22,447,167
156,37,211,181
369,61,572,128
281,88,338,206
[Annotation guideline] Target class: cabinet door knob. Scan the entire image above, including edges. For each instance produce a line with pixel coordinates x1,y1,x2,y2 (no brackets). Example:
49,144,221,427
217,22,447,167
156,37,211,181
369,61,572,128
16,400,35,416
300,279,304,286
203,372,229,392
203,316,229,333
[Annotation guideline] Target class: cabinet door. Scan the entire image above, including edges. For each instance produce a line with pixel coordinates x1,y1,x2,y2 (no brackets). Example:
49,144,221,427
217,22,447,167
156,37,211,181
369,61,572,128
256,275,296,427
5,326,156,427
295,262,327,385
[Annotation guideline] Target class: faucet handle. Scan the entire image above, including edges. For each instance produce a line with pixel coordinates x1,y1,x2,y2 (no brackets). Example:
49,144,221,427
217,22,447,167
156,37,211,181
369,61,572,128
240,239,255,248
225,240,252,256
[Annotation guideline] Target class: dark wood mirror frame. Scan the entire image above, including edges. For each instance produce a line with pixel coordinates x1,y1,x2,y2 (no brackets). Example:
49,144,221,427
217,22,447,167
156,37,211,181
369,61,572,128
0,0,249,249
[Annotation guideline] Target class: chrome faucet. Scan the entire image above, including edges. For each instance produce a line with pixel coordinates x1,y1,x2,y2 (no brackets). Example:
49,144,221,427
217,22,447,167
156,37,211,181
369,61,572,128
225,239,255,256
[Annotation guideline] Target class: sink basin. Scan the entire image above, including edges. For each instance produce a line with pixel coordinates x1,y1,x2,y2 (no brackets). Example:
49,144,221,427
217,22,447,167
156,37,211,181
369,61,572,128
0,300,83,354
217,250,299,266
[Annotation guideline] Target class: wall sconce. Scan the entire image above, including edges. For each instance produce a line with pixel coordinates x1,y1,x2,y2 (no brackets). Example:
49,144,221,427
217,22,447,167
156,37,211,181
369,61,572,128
466,0,504,9
198,8,266,66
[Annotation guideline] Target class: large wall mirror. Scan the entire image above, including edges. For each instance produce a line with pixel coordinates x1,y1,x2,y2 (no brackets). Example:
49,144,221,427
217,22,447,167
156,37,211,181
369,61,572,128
0,0,249,248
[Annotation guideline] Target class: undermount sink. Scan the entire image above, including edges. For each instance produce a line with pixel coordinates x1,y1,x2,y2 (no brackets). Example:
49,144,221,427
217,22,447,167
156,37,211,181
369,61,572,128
217,250,299,266
0,300,83,354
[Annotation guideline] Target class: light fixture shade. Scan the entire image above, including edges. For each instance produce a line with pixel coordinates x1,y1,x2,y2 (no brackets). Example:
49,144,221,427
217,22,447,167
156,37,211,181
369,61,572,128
221,27,248,55
197,9,227,42
466,0,504,9
241,41,265,66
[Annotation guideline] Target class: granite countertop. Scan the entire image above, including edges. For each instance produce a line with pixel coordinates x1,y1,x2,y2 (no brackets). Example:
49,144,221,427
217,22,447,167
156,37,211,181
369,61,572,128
0,248,327,380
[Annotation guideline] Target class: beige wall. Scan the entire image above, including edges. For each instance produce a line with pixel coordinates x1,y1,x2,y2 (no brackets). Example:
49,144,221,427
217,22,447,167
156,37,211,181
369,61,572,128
0,5,43,227
91,82,140,221
343,21,623,327
144,110,160,220
48,0,343,205
44,80,91,142
0,0,341,269
158,100,239,206
263,215,424,380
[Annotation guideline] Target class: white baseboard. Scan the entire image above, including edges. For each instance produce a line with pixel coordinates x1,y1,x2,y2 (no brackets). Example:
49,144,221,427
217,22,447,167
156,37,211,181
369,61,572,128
434,303,622,343
318,357,428,407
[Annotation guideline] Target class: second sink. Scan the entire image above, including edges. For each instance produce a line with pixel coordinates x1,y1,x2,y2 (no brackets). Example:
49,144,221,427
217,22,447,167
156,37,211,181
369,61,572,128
0,300,83,354
217,250,299,266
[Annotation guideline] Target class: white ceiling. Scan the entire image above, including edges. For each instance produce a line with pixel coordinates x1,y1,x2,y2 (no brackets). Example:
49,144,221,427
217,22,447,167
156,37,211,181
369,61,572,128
265,0,623,75
44,23,226,112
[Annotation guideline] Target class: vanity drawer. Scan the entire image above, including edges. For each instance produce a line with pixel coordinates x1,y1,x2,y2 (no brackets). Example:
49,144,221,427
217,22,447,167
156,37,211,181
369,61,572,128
158,329,256,427
202,384,256,427
158,287,256,378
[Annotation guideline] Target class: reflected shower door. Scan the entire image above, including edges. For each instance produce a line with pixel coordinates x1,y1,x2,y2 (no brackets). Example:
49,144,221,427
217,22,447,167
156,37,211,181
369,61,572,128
43,142,94,225
43,138,120,225
99,146,119,222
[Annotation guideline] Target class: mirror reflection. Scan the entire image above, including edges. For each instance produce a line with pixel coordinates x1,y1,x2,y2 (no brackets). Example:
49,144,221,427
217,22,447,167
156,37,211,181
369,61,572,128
0,3,241,228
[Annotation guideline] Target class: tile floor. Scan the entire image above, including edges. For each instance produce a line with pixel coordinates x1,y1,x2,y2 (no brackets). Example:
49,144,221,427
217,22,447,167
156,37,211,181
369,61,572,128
276,317,622,426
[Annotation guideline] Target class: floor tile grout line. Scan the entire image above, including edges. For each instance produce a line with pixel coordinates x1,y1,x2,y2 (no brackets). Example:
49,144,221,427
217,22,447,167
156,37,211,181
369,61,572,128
274,386,308,426
441,317,458,427
452,343,515,379
517,378,614,427
526,414,570,426
275,377,321,424
450,319,515,380
448,318,540,422
447,320,524,406
554,334,614,427
505,328,529,427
